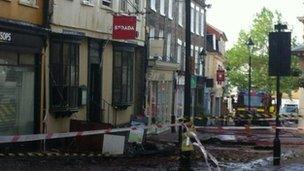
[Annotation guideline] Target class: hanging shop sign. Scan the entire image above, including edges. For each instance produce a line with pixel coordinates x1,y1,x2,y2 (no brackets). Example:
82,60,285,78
113,16,137,40
216,69,225,84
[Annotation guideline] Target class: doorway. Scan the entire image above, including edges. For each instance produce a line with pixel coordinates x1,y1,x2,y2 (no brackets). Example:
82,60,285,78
88,40,102,122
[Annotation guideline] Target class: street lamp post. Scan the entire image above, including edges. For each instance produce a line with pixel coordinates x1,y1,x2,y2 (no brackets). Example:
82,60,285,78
247,38,254,113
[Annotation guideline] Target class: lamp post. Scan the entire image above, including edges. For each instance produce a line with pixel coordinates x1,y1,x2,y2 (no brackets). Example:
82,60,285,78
247,38,254,113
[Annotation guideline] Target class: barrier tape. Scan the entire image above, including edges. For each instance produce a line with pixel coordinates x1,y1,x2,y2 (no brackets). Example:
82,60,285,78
0,123,181,144
195,126,304,131
0,121,303,144
194,113,304,121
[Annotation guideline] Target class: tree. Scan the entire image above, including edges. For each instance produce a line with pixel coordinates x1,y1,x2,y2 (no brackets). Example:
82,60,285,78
226,7,299,95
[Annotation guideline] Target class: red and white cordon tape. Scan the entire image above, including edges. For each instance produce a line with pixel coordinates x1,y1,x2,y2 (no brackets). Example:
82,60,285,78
195,126,304,131
0,123,181,144
1,123,303,144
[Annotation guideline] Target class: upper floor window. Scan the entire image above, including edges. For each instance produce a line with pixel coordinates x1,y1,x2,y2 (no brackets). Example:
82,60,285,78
160,0,165,16
166,33,171,61
134,0,140,11
195,6,200,35
120,0,127,12
19,0,37,6
178,2,183,27
149,27,155,40
200,9,205,36
168,0,173,19
100,0,111,7
177,39,182,64
150,0,156,11
82,0,94,6
190,3,195,33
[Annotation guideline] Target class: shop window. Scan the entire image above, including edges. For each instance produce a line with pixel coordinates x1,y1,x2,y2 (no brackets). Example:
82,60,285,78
50,41,79,115
113,49,134,109
0,51,36,135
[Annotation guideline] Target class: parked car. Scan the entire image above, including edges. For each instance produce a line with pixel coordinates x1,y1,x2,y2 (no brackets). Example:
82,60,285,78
280,104,299,124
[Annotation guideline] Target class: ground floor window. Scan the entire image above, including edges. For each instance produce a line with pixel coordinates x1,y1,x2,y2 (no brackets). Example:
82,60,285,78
49,39,79,113
113,47,134,108
0,51,35,135
147,81,172,124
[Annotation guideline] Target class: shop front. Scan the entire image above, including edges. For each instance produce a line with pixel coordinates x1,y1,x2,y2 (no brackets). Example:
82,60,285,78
0,27,45,135
146,60,178,131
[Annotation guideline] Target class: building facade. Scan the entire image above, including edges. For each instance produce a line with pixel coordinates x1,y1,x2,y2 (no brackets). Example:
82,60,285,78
145,0,207,128
0,0,48,135
204,24,227,115
44,0,146,133
292,16,304,127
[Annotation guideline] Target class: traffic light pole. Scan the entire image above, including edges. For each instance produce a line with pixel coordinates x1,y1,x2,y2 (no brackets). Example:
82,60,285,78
272,23,286,166
273,76,281,165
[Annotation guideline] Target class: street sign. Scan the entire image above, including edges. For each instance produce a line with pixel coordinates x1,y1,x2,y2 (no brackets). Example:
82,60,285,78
268,32,291,76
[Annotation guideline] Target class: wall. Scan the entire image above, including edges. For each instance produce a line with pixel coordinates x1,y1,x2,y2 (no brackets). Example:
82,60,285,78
0,0,44,25
51,0,145,43
45,39,88,133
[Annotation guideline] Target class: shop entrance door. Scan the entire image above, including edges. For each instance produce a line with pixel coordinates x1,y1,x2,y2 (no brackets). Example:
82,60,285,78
88,41,102,122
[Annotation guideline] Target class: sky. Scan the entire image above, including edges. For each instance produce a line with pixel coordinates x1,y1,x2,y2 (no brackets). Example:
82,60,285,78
206,0,304,49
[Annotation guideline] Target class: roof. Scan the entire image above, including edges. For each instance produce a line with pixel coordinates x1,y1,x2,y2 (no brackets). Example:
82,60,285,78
292,44,304,57
207,24,228,41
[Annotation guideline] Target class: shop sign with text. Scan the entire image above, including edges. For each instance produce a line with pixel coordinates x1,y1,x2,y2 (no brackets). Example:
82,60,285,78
113,16,137,40
0,31,12,43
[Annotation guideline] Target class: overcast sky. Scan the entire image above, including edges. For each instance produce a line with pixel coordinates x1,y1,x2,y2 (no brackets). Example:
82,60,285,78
206,0,304,49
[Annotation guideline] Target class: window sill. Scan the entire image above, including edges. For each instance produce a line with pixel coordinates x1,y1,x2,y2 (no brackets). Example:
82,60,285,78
160,13,166,17
168,16,173,20
19,2,39,9
81,1,94,7
100,5,113,12
150,7,156,12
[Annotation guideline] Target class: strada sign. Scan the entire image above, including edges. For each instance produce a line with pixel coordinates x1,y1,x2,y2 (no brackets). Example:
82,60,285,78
113,16,137,39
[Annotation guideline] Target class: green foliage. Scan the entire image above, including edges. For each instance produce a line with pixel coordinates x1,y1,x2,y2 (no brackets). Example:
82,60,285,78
226,8,300,95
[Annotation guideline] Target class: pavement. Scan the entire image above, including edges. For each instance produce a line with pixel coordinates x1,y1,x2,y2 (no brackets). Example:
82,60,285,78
0,125,304,170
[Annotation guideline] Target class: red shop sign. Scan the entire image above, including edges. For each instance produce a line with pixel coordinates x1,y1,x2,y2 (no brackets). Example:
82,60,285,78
113,16,137,40
216,69,225,83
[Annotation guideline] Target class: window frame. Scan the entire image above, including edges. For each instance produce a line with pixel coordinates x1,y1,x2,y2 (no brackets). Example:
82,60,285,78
81,0,95,6
160,0,165,16
195,6,200,35
112,46,134,108
150,0,156,11
190,3,195,33
19,0,38,8
168,0,173,20
119,0,127,12
49,39,80,112
178,2,183,27
100,0,112,8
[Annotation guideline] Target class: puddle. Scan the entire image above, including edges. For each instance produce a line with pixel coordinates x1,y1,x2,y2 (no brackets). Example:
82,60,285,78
219,150,298,170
